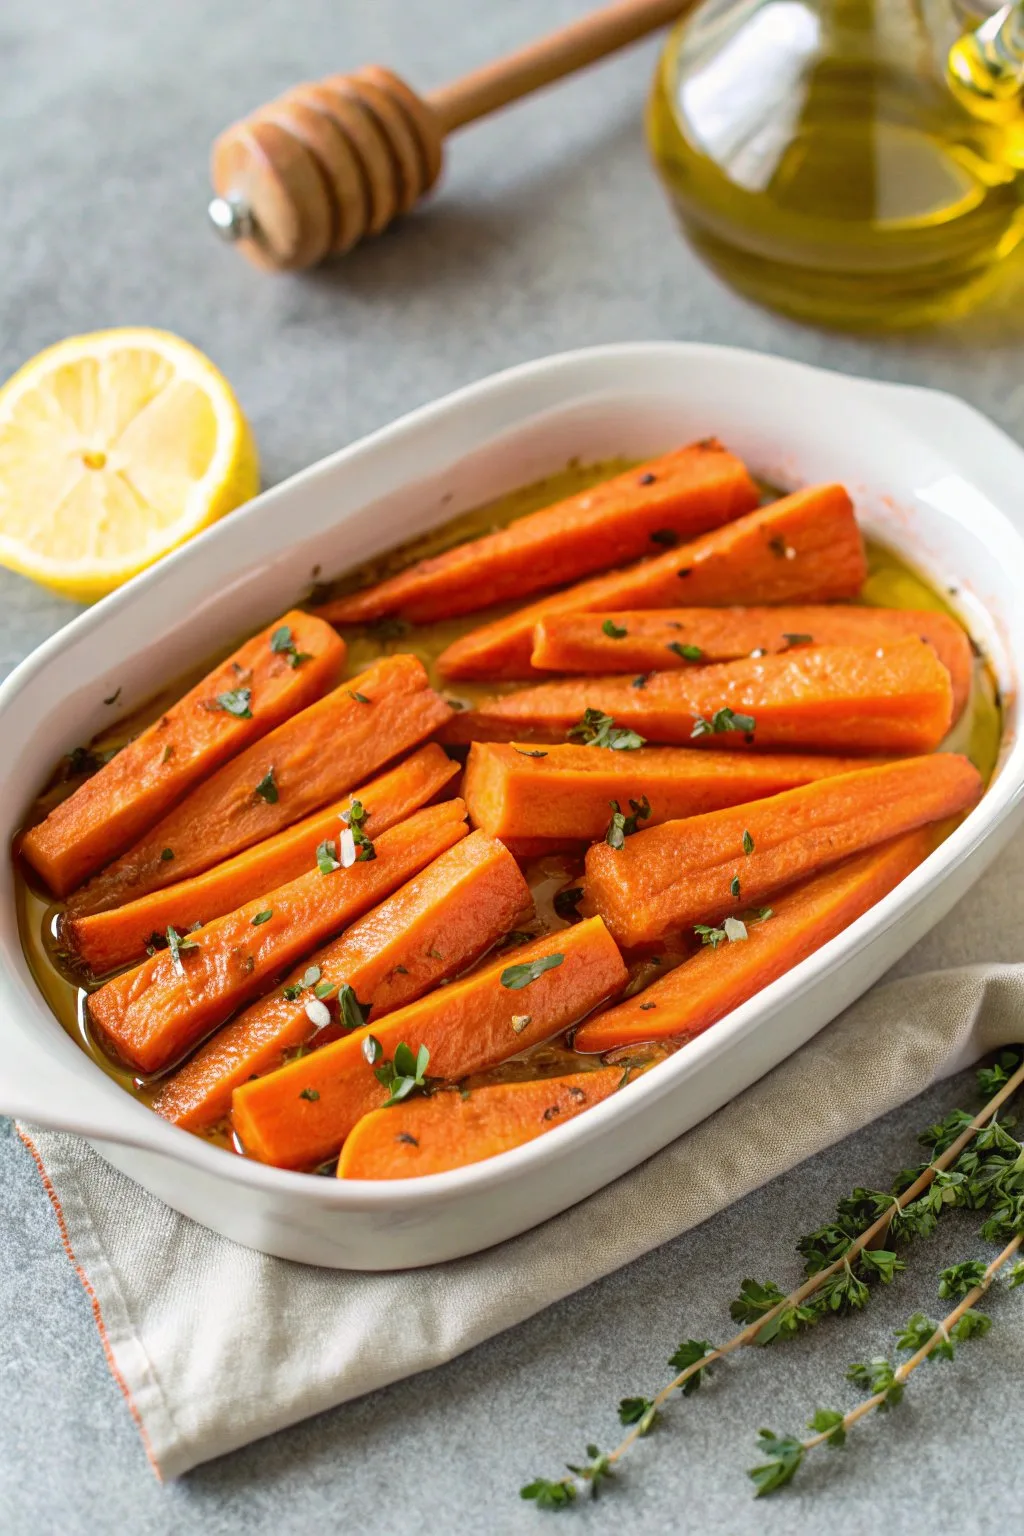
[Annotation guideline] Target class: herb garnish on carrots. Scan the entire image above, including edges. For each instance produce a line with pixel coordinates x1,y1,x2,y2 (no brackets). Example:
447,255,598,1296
691,708,756,739
270,625,313,669
605,796,652,850
212,688,253,718
254,768,278,804
374,1042,431,1106
603,620,628,639
500,954,565,989
568,709,646,751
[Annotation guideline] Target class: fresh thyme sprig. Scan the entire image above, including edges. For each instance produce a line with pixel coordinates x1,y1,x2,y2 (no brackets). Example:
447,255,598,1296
520,1049,1024,1511
750,1233,1020,1495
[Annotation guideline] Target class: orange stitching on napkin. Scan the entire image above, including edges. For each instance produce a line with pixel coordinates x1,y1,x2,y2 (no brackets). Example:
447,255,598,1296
17,1127,164,1482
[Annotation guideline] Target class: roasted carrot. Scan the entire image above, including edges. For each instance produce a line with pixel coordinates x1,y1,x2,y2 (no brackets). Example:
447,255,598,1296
67,654,453,918
463,742,891,845
575,830,937,1051
231,917,627,1170
530,605,974,722
19,611,344,898
438,485,866,680
337,1066,624,1179
441,639,955,755
88,799,469,1075
318,441,759,626
584,754,981,948
151,830,532,1132
64,745,459,975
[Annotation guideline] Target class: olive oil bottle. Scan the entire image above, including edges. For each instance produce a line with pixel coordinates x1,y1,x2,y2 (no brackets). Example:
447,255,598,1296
647,0,1024,327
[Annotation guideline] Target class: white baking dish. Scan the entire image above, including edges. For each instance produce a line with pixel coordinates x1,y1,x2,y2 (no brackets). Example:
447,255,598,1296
1,343,1022,1270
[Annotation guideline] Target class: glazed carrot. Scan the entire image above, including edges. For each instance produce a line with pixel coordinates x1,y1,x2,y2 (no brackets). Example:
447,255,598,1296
441,639,954,754
88,799,469,1075
531,606,974,722
338,1066,624,1179
68,654,453,918
438,485,866,680
575,830,937,1052
231,917,627,1170
151,830,531,1132
584,754,981,947
462,742,891,845
19,610,344,898
318,441,759,626
64,745,459,975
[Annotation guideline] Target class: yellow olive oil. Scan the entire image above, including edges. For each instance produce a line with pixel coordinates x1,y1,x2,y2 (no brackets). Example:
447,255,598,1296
647,2,1024,328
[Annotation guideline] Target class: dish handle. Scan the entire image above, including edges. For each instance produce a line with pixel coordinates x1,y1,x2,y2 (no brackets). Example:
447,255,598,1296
0,1029,174,1153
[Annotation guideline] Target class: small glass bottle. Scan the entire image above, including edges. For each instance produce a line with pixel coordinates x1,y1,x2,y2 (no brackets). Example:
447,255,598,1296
647,0,1024,327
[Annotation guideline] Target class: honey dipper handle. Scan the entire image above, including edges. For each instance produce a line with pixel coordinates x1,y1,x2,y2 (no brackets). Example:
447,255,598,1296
427,0,690,133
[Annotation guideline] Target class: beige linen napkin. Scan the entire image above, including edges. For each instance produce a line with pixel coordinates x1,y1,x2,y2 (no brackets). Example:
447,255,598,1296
17,833,1024,1481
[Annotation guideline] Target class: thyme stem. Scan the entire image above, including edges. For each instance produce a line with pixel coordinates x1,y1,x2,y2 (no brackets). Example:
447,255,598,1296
605,1055,1024,1471
800,1232,1023,1453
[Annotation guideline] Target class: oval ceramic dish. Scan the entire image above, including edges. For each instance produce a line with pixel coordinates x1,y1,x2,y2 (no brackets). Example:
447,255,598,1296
1,343,1022,1270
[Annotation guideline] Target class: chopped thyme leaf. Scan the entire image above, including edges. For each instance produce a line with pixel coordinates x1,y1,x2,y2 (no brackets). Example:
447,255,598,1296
348,690,371,704
212,687,253,718
396,1132,419,1147
568,708,646,751
338,984,370,1032
514,747,548,758
165,925,199,977
782,632,813,647
103,687,122,706
604,795,652,850
631,674,650,689
251,909,273,925
160,848,175,862
362,1034,383,1066
270,625,313,669
677,567,692,578
649,526,677,545
667,641,703,661
639,472,658,487
254,767,278,804
161,745,174,764
316,838,341,875
768,536,788,558
695,923,728,949
730,875,741,898
501,954,565,989
602,619,628,639
743,829,754,855
374,1042,430,1107
691,707,756,739
639,1001,656,1011
299,1088,320,1102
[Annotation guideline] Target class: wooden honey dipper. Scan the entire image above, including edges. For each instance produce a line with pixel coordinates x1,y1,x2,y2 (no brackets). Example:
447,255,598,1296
208,0,690,271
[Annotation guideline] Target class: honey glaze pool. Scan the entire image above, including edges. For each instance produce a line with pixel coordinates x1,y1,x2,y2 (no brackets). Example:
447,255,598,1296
14,460,1003,1162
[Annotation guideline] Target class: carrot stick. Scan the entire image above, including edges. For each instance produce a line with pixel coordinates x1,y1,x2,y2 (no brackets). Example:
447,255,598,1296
231,917,627,1171
462,742,892,845
19,611,344,898
438,485,866,681
574,830,937,1052
337,1066,624,1179
87,799,469,1075
151,830,532,1132
530,605,974,722
67,654,453,918
64,745,459,975
317,441,758,626
584,754,981,948
441,638,955,755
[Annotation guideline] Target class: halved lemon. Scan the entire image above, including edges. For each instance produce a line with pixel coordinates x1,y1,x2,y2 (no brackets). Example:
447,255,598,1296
0,328,259,601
